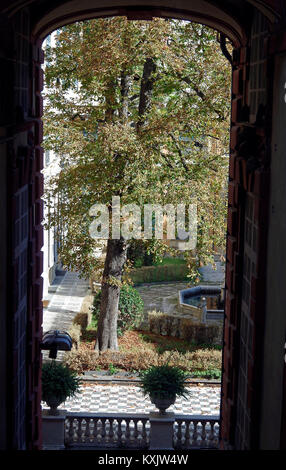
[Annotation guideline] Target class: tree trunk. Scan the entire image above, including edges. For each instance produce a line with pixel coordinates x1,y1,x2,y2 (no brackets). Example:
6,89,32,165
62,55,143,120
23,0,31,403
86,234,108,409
120,71,132,122
137,58,156,131
95,238,127,352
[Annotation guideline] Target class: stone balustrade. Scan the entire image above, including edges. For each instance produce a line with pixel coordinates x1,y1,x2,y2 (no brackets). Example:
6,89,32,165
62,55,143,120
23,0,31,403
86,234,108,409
174,415,220,449
42,411,220,450
65,412,150,449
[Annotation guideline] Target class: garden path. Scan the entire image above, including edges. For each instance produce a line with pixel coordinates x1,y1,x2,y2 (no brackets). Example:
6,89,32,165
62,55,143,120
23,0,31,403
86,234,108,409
42,271,89,360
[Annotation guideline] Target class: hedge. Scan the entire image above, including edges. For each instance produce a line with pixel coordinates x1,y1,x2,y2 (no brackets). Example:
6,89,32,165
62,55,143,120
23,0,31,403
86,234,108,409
127,263,189,284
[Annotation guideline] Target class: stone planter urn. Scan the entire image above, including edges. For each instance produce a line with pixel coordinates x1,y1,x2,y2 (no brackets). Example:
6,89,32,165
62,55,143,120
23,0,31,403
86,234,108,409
45,396,65,415
42,361,81,416
150,395,176,414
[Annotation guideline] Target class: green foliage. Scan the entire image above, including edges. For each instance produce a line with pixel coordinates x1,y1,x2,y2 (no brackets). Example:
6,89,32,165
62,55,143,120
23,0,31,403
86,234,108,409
127,263,188,284
127,239,155,267
92,284,144,335
41,361,81,403
44,17,231,281
155,257,186,266
108,363,118,375
189,368,221,379
139,364,190,399
91,291,101,317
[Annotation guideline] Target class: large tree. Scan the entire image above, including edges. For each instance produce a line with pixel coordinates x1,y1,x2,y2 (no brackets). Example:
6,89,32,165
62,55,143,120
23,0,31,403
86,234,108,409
44,18,231,351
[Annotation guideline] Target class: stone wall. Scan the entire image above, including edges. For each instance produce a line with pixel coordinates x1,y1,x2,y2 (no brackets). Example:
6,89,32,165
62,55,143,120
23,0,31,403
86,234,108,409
177,303,204,323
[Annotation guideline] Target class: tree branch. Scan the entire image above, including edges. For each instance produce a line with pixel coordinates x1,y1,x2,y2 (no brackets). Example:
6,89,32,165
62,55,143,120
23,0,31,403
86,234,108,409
168,132,190,173
119,71,132,122
175,72,225,121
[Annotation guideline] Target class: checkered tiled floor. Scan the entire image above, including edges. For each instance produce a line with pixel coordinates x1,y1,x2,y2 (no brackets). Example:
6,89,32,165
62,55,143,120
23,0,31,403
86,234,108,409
42,383,221,415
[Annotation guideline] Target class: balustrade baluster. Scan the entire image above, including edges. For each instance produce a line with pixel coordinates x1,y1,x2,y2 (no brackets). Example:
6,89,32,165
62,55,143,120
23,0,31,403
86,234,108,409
177,420,183,447
67,417,74,444
84,418,90,443
102,418,108,443
186,420,191,448
78,418,83,443
209,420,215,446
125,418,131,445
117,419,123,445
201,421,206,446
142,420,147,447
108,418,114,443
214,421,219,445
96,418,102,444
93,418,100,444
134,419,139,444
193,420,198,446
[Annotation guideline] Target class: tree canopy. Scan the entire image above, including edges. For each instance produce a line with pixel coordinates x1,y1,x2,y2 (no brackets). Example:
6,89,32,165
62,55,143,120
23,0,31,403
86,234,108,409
44,17,231,282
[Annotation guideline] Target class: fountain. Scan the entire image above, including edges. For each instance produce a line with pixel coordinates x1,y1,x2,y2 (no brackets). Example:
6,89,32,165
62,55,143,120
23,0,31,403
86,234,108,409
146,284,225,345
178,285,224,323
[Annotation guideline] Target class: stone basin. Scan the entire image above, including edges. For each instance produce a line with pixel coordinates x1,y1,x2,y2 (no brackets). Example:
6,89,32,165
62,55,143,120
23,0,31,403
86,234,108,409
178,285,224,323
179,285,223,308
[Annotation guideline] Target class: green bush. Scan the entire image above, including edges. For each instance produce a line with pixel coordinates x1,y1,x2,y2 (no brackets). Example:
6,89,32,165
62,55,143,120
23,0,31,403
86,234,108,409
139,364,190,399
128,263,188,284
134,258,144,268
91,284,144,336
181,320,220,344
42,361,81,404
127,239,155,267
189,368,222,379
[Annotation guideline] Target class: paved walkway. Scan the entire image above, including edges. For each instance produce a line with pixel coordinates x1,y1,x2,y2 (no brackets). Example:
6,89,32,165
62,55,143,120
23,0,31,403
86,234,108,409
42,383,221,415
43,271,89,332
135,260,225,317
42,271,89,360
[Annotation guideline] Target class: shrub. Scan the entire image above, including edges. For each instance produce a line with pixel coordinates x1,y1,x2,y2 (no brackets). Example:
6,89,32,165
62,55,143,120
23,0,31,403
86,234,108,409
148,311,221,346
73,312,91,330
139,364,190,399
190,368,222,379
181,319,220,343
64,344,222,375
91,284,144,336
134,258,144,268
68,323,81,349
63,330,222,375
42,361,81,404
127,263,188,284
127,239,155,267
64,349,97,373
148,310,180,337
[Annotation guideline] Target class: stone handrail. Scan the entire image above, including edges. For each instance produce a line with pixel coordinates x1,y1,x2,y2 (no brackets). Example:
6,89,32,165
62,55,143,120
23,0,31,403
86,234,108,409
174,415,220,449
64,412,150,449
61,412,220,450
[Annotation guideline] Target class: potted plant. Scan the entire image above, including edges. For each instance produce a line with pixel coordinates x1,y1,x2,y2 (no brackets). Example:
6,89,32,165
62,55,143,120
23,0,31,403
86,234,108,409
42,361,81,415
139,364,190,414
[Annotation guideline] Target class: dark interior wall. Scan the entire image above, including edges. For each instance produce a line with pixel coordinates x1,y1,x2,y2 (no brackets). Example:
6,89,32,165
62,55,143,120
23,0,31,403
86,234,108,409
261,51,286,449
0,12,14,451
0,141,8,450
0,7,44,449
235,11,270,449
